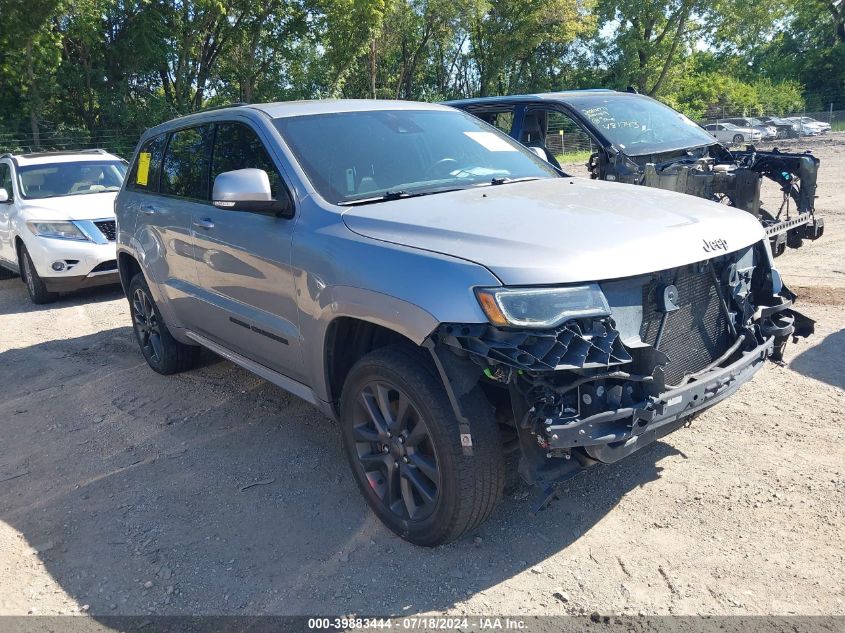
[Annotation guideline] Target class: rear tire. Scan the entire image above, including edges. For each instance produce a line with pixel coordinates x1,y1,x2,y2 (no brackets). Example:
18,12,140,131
128,272,199,374
732,134,744,144
20,246,57,304
339,345,504,546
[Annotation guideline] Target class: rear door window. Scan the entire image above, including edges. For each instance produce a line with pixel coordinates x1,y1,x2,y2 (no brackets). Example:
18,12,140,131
127,135,167,193
522,108,596,178
161,125,213,200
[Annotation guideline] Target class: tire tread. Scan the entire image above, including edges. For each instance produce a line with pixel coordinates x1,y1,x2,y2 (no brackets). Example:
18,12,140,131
340,344,504,546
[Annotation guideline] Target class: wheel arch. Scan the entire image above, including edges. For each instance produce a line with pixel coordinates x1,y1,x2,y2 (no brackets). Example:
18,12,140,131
117,250,142,298
14,235,24,262
323,316,421,417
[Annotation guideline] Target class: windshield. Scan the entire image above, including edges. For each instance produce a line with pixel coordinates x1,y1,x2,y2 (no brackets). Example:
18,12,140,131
18,160,126,199
566,94,717,156
274,109,558,205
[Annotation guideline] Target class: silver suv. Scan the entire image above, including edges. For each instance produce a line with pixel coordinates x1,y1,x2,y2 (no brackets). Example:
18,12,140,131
115,100,812,545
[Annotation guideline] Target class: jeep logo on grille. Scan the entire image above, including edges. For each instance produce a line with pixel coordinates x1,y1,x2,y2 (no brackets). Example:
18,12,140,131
702,238,728,253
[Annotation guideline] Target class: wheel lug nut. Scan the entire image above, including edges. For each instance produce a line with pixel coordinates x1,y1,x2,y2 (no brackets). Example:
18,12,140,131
402,456,409,463
386,432,392,438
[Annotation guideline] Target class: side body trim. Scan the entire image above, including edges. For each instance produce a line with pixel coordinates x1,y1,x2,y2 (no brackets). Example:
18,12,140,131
184,330,318,405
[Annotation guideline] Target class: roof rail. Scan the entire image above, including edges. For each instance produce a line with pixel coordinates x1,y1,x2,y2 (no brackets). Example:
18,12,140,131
192,102,249,114
15,149,113,159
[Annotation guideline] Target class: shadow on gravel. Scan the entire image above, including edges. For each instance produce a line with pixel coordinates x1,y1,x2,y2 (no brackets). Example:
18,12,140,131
789,328,845,389
0,325,681,617
0,277,123,316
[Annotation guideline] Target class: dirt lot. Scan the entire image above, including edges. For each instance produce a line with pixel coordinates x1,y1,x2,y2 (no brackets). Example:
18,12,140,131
0,136,843,620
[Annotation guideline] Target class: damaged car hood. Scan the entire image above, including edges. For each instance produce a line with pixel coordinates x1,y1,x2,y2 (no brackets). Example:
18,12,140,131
341,178,765,285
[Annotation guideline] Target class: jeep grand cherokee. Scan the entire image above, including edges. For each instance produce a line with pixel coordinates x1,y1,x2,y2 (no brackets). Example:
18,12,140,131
115,100,812,545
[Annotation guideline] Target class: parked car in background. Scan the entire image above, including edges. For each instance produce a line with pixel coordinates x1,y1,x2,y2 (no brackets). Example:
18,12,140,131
758,115,802,139
703,122,763,144
719,117,778,140
0,149,125,303
448,91,824,258
116,100,812,545
785,116,829,135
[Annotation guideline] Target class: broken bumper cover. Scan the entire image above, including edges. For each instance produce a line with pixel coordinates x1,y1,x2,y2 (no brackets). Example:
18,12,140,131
545,335,773,464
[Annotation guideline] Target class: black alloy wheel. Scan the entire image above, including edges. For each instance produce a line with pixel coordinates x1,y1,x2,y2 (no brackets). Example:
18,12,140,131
127,272,199,374
132,286,164,366
339,345,504,546
351,381,441,521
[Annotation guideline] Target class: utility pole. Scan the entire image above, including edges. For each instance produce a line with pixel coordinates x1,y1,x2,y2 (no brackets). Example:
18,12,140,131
370,39,377,100
830,103,834,124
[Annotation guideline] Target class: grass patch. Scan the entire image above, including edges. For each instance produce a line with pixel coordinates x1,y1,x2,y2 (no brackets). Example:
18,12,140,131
555,150,594,165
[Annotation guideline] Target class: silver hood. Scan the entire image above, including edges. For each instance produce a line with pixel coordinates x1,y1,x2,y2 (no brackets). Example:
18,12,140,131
341,178,765,285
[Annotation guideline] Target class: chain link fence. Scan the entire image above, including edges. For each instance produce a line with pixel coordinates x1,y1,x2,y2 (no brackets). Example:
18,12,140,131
705,110,843,129
0,128,140,158
1,108,842,163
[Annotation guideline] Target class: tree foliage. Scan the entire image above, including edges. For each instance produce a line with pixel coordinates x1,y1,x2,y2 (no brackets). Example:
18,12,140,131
0,0,839,150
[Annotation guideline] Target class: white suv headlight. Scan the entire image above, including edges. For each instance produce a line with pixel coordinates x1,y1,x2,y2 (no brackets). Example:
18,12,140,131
475,284,611,328
27,221,89,241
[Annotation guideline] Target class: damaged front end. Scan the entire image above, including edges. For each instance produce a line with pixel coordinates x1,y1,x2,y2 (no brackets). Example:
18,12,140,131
426,242,814,501
628,146,825,256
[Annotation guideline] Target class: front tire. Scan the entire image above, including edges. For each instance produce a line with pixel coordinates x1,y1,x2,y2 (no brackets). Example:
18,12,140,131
128,273,199,374
340,345,504,546
20,246,57,304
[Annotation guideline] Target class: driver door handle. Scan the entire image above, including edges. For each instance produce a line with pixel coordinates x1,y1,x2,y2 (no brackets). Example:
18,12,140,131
193,218,215,230
140,204,157,216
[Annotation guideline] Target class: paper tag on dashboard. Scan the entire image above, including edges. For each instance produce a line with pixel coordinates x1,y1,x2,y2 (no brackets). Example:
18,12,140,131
464,131,518,152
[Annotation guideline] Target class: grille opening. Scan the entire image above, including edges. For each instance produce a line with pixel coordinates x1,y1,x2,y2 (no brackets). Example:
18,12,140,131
640,264,733,385
94,220,116,241
90,260,117,273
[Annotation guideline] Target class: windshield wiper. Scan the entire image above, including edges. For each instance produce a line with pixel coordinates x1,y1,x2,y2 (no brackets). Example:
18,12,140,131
488,176,541,186
338,187,467,206
338,190,411,206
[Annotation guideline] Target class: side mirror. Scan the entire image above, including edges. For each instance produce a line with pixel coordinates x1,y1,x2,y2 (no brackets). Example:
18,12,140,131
212,168,292,217
0,188,9,203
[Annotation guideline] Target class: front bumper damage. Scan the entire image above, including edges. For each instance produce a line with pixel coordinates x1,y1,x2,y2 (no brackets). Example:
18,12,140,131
634,147,825,257
425,247,814,505
546,332,770,463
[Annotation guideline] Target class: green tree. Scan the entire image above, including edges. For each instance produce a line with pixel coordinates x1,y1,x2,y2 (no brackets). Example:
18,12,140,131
464,0,594,96
0,0,64,145
752,0,845,109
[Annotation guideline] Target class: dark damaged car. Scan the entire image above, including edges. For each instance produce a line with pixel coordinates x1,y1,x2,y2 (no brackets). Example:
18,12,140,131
116,100,813,546
447,90,825,257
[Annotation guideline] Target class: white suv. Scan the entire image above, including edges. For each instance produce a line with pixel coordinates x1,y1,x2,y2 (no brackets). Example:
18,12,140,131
0,150,126,303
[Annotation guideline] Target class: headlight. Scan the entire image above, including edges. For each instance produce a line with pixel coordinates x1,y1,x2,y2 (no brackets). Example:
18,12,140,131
475,284,611,328
27,221,89,241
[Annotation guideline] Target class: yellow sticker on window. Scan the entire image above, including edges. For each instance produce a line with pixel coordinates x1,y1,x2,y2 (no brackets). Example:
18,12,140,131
136,152,151,186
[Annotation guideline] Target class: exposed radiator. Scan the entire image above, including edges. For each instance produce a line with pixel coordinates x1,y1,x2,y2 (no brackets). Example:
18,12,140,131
640,263,733,385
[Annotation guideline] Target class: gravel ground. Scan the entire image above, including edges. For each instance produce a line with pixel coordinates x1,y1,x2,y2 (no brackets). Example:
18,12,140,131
0,135,843,620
